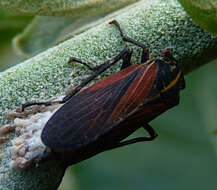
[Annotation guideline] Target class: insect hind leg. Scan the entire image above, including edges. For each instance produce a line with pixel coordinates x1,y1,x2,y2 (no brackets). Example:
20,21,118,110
109,20,150,63
103,123,157,151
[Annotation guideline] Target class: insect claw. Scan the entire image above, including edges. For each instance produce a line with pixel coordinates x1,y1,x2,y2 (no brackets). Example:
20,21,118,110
109,20,119,27
108,20,115,25
68,57,78,64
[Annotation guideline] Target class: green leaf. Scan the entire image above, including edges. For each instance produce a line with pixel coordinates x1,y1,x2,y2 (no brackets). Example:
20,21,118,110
0,7,32,71
178,0,217,35
13,16,82,58
0,45,22,72
0,6,32,44
0,0,141,16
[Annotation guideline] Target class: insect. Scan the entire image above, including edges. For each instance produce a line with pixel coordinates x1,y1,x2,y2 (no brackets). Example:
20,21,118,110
21,20,185,166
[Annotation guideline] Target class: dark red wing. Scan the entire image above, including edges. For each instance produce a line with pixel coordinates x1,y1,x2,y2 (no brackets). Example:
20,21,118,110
41,63,158,152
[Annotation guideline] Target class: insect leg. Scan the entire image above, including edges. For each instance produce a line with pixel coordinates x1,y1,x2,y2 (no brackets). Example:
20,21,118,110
22,48,132,110
141,47,150,63
120,49,133,70
68,50,133,73
104,123,157,151
61,48,132,103
21,101,60,111
109,20,150,63
143,123,158,139
68,57,95,72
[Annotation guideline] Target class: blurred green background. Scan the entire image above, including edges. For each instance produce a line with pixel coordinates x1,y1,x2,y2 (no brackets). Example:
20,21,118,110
1,3,217,190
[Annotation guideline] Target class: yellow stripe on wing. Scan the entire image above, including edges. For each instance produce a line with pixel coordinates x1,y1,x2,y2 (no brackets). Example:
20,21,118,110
148,71,182,101
161,71,182,93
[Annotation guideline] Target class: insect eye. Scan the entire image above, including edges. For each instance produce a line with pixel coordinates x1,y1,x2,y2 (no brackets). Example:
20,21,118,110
161,49,171,56
161,49,177,65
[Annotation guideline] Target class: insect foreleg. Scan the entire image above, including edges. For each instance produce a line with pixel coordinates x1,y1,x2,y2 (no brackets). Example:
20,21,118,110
109,20,150,63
